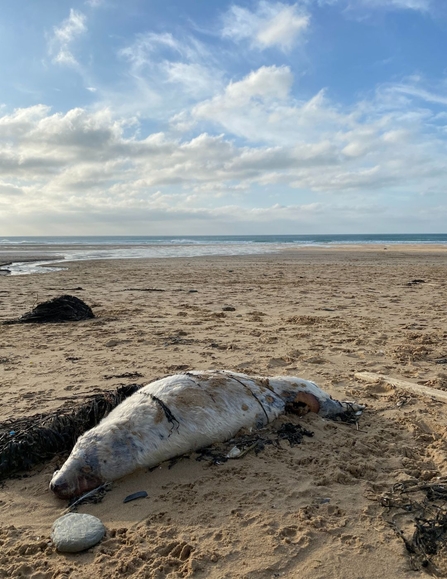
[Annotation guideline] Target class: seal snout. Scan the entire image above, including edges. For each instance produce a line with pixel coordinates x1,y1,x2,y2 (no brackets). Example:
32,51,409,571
50,477,72,499
50,467,104,500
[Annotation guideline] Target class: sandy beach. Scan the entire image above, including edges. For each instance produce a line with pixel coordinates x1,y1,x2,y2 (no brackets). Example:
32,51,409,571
1,246,447,578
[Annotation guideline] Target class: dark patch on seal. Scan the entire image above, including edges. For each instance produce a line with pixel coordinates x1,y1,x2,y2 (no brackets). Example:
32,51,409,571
223,373,271,426
254,377,272,391
184,374,218,404
285,400,313,416
150,395,180,434
3,295,94,325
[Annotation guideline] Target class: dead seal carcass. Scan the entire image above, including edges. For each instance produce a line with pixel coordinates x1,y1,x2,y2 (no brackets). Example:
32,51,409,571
50,371,362,499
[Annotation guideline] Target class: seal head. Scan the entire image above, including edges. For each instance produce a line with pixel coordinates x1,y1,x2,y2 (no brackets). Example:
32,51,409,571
50,424,144,499
50,446,104,499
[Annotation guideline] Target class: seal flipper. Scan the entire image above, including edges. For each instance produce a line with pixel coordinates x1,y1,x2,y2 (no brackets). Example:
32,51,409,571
318,397,364,421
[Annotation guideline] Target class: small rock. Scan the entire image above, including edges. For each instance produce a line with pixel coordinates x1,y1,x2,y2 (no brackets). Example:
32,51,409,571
226,446,241,459
52,513,105,553
222,306,236,311
123,491,148,503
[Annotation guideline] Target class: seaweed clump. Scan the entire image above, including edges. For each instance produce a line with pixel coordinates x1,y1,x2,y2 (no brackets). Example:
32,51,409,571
4,295,95,324
0,384,141,480
195,422,314,465
378,479,447,575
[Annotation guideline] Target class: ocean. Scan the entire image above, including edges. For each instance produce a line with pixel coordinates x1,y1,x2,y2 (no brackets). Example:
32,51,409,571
1,234,446,275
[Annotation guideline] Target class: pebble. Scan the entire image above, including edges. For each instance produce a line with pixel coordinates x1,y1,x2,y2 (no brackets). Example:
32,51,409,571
226,446,241,458
51,513,105,553
123,490,148,503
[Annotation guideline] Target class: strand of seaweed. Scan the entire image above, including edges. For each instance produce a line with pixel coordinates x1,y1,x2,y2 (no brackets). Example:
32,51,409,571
376,478,447,575
0,384,142,480
194,422,314,465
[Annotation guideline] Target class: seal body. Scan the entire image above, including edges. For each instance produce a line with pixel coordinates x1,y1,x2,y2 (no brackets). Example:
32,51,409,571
50,371,361,499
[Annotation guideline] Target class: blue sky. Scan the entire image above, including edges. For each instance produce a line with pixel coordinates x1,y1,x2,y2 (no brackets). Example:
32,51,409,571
1,0,447,234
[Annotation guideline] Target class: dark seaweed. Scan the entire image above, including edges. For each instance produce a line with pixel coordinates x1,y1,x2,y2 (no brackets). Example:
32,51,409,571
378,479,447,574
150,395,180,434
195,422,313,465
4,295,95,324
276,422,314,446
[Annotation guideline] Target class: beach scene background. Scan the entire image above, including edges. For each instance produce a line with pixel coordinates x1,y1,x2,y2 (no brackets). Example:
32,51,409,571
2,0,447,576
2,243,447,578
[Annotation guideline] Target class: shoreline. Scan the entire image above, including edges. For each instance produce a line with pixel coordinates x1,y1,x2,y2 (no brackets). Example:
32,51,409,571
1,242,446,276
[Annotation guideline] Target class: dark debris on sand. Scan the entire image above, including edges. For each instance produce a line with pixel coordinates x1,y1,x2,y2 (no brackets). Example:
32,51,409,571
195,422,314,466
3,294,95,325
378,478,447,575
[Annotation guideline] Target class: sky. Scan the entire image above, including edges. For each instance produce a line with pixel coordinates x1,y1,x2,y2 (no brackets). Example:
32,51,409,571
1,0,447,235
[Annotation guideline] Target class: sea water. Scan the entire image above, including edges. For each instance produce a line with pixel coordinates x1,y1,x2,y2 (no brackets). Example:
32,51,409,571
1,234,446,275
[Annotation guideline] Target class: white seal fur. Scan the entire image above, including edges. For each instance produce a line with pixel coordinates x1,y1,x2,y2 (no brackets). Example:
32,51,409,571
50,371,362,499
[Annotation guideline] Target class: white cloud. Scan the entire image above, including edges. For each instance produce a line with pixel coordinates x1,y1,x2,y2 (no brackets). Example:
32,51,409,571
114,32,224,115
1,67,447,234
353,0,432,11
316,0,433,12
48,9,87,67
222,1,310,51
227,65,293,102
187,65,295,141
381,83,447,106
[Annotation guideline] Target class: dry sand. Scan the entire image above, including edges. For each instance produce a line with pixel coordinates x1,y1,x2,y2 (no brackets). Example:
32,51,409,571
1,246,447,578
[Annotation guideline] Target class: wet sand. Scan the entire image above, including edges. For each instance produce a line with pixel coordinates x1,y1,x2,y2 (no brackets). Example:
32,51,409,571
1,246,447,578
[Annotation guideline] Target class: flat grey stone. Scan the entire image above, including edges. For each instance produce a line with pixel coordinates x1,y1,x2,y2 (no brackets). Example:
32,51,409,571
51,513,105,553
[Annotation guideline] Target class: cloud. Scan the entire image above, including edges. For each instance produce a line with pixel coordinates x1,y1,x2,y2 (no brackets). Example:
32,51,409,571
380,82,447,107
114,32,224,115
222,1,310,51
0,183,25,197
352,0,432,11
1,65,447,234
48,9,87,67
316,0,433,12
187,65,295,141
